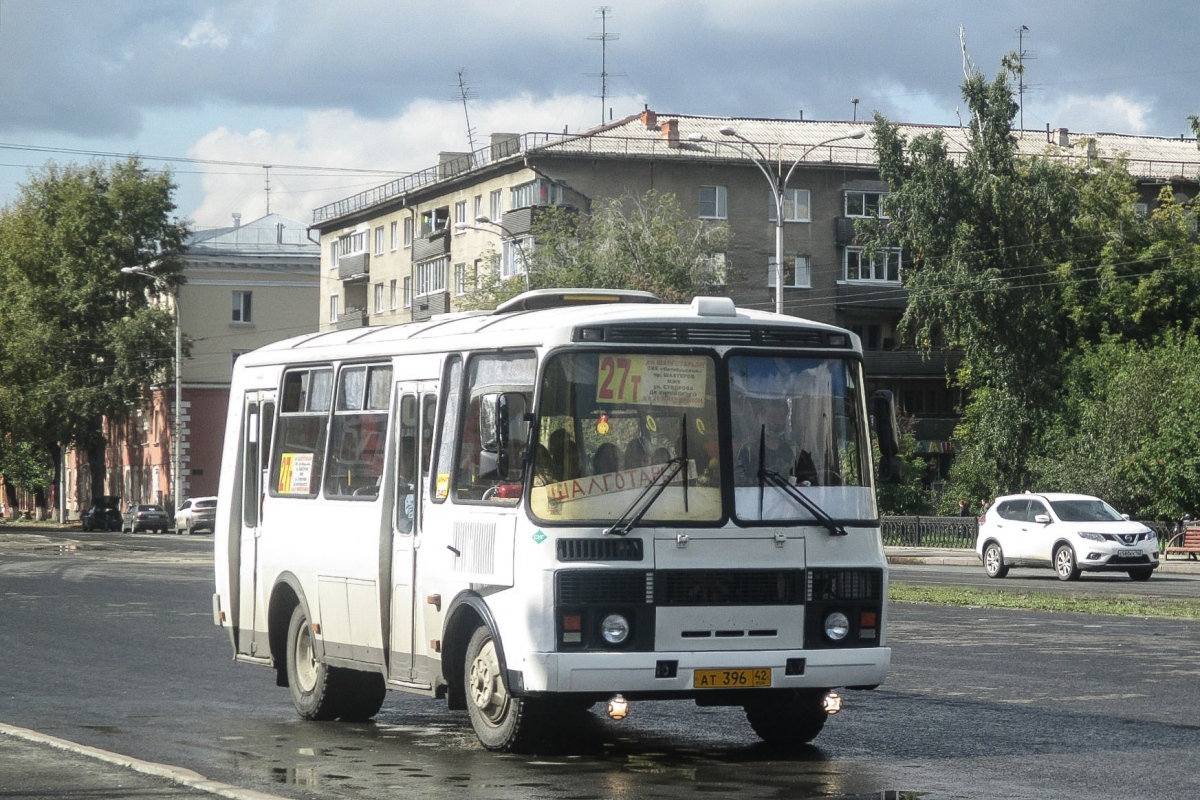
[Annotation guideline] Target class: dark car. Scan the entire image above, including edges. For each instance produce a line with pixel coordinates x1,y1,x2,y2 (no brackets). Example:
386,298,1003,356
122,503,170,534
80,496,122,532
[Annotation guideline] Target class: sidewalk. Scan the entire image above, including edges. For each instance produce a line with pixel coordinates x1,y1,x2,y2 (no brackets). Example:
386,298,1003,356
0,724,285,800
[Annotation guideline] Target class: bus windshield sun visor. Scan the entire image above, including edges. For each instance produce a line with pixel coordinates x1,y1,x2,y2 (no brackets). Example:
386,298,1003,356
756,424,848,537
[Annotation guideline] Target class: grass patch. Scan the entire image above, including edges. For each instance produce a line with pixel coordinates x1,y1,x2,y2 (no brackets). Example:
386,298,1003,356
889,582,1200,620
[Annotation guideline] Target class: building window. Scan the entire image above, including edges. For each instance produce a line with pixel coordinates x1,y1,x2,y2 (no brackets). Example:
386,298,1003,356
454,262,468,296
329,241,339,268
403,217,414,248
501,238,532,280
403,276,412,308
698,185,727,219
845,191,888,218
329,294,339,324
473,194,483,221
390,221,399,250
421,207,450,237
337,230,368,258
390,279,398,310
454,200,467,233
768,188,811,222
374,282,385,313
769,256,811,289
851,324,884,351
489,189,503,222
417,257,448,297
374,225,385,255
232,291,252,323
844,247,902,282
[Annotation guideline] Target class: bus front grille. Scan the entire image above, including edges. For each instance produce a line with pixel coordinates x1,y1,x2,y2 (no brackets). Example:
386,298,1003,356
806,568,884,602
556,538,645,562
655,569,804,606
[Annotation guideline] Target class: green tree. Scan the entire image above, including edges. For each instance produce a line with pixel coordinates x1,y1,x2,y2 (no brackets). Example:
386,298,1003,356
0,158,188,503
864,57,1138,498
462,189,729,309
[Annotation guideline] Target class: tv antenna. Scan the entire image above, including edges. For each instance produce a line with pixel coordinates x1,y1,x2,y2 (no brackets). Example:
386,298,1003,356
264,164,272,215
1016,25,1037,130
589,7,621,125
455,68,479,153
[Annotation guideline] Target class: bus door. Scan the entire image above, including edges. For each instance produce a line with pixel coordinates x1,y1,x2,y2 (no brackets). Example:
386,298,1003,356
389,380,438,684
238,390,275,658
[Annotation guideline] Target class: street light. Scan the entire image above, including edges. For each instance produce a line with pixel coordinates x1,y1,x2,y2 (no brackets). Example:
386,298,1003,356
719,126,866,316
121,261,182,513
455,214,531,291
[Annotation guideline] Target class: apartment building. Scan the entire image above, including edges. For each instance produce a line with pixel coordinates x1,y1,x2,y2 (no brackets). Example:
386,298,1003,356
311,108,1199,468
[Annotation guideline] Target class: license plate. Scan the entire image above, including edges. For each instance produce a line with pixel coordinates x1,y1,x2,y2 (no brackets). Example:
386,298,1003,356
1118,549,1141,558
692,668,772,689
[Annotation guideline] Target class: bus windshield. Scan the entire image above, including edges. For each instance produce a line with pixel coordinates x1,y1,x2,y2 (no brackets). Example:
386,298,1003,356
530,352,722,524
729,355,875,523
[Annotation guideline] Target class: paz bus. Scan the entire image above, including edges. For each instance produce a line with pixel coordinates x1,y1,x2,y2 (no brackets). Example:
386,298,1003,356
212,289,899,751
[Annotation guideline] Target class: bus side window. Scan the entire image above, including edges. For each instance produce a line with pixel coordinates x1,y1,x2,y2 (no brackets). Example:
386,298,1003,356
395,394,417,532
324,364,392,499
452,352,536,504
271,367,333,497
431,356,462,503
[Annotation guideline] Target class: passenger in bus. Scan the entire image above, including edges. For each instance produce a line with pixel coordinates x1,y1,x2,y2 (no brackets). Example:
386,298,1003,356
547,428,580,481
592,442,619,475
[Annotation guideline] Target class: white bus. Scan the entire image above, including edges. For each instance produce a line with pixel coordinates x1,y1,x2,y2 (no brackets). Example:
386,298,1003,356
212,289,899,751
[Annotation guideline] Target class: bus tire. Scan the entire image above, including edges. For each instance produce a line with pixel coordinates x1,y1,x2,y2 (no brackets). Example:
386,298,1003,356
464,625,540,751
744,690,828,747
285,604,344,721
339,671,387,722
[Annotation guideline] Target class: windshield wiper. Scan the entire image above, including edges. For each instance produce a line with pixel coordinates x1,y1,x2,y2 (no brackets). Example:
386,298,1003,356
754,425,847,536
605,415,690,537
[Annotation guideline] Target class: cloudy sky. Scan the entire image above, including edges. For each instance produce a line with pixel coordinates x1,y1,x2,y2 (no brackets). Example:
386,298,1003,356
1,1,1197,228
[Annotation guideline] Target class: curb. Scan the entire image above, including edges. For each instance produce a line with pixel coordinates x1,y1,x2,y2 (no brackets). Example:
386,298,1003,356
0,723,288,800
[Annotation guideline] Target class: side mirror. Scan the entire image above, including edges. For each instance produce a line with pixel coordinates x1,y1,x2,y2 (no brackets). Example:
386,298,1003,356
870,389,902,485
1034,514,1051,525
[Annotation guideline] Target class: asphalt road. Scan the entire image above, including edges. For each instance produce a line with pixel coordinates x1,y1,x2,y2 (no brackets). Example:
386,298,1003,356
1,529,1199,799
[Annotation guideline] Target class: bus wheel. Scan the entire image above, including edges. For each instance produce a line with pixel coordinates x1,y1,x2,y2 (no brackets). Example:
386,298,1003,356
464,626,539,751
744,690,828,747
286,605,343,721
340,671,387,721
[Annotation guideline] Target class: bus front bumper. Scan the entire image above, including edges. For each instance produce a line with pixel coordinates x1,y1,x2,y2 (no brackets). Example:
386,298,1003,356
515,647,891,696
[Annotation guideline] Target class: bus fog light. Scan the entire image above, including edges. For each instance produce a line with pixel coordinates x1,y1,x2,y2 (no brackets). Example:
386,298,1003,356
823,692,842,715
601,613,630,644
824,612,850,641
607,694,629,720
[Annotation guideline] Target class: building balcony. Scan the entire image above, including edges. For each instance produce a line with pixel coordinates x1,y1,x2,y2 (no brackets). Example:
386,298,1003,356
413,228,450,261
335,307,369,330
861,348,963,378
835,281,908,310
338,252,369,282
411,291,449,322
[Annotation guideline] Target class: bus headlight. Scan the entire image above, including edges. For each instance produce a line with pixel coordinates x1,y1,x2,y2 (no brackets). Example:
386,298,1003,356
824,612,850,642
600,613,630,645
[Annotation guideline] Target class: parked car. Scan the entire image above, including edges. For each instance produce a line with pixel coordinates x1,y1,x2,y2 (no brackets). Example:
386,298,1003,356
122,503,170,534
976,492,1159,581
174,496,217,535
80,496,122,532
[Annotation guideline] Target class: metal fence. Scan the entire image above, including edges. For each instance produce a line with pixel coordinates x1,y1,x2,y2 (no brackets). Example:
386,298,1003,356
881,516,1175,549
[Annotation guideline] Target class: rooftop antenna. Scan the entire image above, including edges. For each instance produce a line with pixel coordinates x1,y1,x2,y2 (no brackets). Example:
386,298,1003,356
1016,25,1037,130
264,164,272,216
589,7,620,126
455,68,479,153
851,98,860,122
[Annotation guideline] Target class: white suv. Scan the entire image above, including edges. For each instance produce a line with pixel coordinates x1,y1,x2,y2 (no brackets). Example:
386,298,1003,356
976,493,1158,581
174,496,217,535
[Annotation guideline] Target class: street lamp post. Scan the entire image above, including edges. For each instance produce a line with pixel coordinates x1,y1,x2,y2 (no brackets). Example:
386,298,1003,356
719,126,866,316
121,262,182,513
455,214,531,291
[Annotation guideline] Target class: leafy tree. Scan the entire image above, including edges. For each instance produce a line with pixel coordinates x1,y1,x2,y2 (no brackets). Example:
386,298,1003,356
462,189,729,309
0,158,188,503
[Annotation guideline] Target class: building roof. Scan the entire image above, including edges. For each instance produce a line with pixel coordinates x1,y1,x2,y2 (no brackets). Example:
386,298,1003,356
312,109,1200,229
187,213,318,256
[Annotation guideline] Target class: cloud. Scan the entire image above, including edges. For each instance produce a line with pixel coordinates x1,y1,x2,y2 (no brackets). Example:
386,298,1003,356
179,12,230,50
1045,93,1153,135
186,91,646,225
